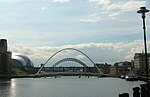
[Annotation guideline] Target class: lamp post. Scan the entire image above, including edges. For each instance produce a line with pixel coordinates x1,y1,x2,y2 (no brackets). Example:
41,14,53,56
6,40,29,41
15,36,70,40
137,7,149,82
137,7,149,97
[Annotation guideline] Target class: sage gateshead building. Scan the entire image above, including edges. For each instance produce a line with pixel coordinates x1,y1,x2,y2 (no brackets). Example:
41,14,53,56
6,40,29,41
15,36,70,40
12,54,34,69
0,39,12,79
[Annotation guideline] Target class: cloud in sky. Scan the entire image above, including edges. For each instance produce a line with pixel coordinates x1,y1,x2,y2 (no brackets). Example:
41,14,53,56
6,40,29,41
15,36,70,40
80,13,102,23
51,0,70,3
82,0,146,22
89,0,146,11
10,40,149,67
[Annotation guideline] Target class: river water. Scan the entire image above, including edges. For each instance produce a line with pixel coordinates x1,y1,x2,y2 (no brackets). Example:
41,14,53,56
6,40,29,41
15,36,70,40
0,77,145,97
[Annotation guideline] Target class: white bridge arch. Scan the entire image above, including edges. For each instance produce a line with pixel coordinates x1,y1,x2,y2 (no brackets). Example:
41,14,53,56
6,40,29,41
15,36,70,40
36,48,101,74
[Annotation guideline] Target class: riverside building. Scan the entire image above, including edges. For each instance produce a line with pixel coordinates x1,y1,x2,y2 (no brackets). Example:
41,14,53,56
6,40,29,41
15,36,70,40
0,39,12,79
134,53,150,74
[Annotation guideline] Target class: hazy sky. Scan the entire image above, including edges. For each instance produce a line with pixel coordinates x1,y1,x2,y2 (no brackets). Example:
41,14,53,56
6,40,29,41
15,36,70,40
0,0,150,67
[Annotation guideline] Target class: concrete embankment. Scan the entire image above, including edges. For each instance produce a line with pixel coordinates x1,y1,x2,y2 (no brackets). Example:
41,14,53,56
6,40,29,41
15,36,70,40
11,75,35,78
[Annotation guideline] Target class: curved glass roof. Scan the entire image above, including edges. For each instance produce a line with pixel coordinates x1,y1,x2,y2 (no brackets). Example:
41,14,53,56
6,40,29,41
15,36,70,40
12,53,34,67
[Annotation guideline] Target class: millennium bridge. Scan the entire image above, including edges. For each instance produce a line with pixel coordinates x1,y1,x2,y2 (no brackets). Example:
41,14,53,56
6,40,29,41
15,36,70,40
30,48,110,78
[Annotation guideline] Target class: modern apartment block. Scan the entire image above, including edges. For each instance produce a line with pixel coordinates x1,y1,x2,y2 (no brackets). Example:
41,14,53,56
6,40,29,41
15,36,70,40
134,53,150,74
0,39,12,79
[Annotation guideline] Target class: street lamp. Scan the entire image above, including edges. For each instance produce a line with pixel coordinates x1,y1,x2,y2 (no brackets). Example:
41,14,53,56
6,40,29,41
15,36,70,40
137,7,149,97
137,7,149,82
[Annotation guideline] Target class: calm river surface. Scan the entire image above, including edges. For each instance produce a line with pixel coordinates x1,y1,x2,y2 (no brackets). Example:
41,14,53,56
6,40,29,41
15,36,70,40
0,77,145,97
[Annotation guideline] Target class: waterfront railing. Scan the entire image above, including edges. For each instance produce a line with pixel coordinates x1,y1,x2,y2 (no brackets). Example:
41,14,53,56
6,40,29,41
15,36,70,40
119,82,150,97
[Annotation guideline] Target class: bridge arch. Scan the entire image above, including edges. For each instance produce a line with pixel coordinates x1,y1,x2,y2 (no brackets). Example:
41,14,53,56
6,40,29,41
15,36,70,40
52,58,88,67
37,48,101,74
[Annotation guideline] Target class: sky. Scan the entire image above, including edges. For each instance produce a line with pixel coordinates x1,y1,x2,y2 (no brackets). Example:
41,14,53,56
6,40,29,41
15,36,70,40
0,0,150,67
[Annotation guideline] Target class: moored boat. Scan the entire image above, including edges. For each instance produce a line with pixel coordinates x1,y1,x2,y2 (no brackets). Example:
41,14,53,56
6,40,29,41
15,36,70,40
125,75,138,81
120,75,125,79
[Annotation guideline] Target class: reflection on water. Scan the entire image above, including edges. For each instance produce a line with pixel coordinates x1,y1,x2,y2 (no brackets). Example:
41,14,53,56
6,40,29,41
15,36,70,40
10,79,17,97
0,77,145,97
0,79,11,97
0,79,17,97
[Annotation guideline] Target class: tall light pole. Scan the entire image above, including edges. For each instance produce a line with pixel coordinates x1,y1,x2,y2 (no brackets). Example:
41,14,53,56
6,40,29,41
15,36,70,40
137,7,149,82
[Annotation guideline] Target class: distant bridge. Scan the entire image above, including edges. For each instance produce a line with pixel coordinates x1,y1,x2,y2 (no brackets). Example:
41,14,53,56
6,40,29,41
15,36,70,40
36,48,101,75
52,58,88,67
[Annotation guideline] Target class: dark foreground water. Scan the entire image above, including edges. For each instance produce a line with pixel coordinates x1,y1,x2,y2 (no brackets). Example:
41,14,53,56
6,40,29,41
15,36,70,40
0,77,145,97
